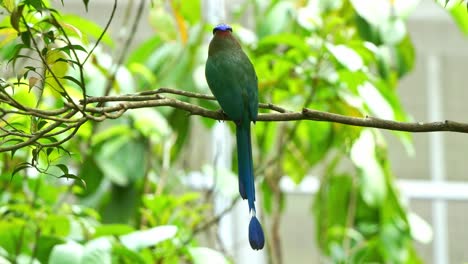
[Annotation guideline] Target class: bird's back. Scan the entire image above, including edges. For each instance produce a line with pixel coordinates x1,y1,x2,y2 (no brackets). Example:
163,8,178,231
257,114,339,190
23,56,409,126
205,36,258,124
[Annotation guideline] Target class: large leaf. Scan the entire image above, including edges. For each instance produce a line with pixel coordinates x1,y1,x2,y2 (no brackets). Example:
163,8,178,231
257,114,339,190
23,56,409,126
350,130,386,207
81,238,112,264
49,242,84,264
61,15,114,47
326,43,363,72
95,131,147,186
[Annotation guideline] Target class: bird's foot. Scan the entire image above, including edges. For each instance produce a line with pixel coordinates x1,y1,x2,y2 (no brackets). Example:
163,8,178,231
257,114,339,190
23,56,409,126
215,109,229,122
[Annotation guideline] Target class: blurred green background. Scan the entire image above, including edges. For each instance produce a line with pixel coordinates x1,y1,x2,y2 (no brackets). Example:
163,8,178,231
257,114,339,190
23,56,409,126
1,0,468,263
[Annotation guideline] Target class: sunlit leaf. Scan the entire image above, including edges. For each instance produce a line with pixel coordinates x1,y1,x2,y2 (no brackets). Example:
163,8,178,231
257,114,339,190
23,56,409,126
49,242,84,264
61,15,114,47
350,130,386,206
408,212,432,244
82,238,112,264
358,82,394,120
120,225,177,251
448,2,468,35
258,1,295,37
326,43,363,72
379,18,406,45
189,247,229,264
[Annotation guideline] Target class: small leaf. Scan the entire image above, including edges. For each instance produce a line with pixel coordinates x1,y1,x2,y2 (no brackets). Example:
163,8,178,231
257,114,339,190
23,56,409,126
12,162,31,177
59,44,87,53
20,31,31,47
83,0,89,11
28,76,39,89
46,148,54,157
37,120,48,130
62,76,83,89
326,43,363,72
58,174,86,189
10,5,24,32
25,0,43,10
448,2,468,35
55,164,69,175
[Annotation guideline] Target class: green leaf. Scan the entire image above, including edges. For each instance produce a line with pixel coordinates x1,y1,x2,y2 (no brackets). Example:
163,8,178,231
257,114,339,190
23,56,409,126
119,225,177,251
394,35,415,78
62,76,83,89
257,33,310,54
407,213,432,244
189,247,229,264
326,43,363,72
82,0,89,11
10,5,24,32
37,120,48,130
49,242,84,264
59,44,87,53
261,180,273,214
127,34,161,64
42,215,70,237
55,164,69,175
379,18,406,45
111,244,146,264
93,224,134,237
358,82,394,120
350,130,386,206
95,133,147,186
448,1,468,35
167,109,190,159
58,174,86,188
12,162,31,177
20,31,30,47
313,172,353,252
77,156,104,197
61,15,114,47
258,1,294,37
82,238,112,264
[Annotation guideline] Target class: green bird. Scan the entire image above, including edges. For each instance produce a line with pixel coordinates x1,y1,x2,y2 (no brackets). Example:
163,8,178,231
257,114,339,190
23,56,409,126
205,24,265,250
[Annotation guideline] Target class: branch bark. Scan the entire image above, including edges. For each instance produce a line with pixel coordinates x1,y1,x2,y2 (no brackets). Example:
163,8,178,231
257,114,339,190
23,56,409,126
2,87,468,153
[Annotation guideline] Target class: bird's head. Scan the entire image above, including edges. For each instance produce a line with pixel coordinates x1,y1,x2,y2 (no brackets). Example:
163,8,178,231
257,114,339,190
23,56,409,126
212,23,233,35
208,23,240,55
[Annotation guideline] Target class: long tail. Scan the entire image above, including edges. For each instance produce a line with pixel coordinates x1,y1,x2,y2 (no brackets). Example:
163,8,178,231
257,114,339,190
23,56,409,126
236,123,265,250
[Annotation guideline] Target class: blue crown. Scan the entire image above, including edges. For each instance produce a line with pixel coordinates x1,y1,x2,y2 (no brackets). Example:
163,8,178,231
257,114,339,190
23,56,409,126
213,24,232,34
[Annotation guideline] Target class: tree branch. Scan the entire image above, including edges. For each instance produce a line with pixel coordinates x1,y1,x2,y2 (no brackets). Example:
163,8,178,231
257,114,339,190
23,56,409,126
2,87,468,153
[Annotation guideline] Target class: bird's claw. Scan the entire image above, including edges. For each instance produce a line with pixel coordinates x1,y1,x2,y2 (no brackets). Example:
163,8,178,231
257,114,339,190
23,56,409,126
216,109,229,122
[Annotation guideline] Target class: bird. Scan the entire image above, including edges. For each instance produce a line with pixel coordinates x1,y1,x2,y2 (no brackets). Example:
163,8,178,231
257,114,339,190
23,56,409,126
205,23,265,250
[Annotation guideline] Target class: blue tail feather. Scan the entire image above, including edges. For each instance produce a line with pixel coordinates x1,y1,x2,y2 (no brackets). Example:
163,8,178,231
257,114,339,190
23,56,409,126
249,215,265,250
236,123,265,250
236,124,255,209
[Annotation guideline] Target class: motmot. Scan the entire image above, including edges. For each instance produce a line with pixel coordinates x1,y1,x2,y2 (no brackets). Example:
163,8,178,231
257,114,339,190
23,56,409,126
205,24,265,250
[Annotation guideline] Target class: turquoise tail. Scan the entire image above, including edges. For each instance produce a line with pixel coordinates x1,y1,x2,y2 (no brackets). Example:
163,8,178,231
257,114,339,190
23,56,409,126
236,123,265,250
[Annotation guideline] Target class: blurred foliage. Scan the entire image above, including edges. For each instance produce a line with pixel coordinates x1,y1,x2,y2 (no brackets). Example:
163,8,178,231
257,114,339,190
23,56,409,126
1,0,465,263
